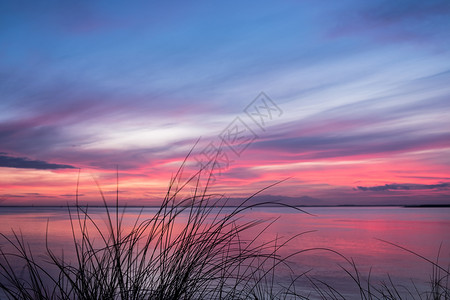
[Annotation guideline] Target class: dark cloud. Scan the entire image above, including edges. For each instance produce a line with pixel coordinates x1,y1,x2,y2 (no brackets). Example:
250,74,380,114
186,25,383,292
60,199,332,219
330,0,450,48
363,0,450,23
0,154,75,170
399,176,450,180
356,183,450,192
0,194,25,198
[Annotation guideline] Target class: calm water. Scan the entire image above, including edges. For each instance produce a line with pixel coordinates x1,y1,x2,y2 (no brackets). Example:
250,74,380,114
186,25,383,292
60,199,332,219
0,206,449,299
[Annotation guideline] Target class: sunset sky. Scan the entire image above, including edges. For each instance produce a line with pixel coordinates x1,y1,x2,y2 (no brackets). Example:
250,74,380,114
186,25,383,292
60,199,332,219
1,0,450,206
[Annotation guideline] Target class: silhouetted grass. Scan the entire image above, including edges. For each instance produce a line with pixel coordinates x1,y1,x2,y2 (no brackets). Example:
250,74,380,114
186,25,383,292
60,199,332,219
301,243,449,300
0,156,310,299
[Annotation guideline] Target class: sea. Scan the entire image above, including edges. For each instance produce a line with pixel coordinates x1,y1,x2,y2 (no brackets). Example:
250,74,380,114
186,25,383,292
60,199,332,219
0,206,449,299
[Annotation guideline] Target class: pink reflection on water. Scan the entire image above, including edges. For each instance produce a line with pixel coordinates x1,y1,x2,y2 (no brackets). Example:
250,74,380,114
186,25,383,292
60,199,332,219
1,206,449,298
242,207,450,293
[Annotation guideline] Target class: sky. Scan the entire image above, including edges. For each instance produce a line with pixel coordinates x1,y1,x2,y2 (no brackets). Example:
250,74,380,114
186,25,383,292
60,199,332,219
1,0,450,206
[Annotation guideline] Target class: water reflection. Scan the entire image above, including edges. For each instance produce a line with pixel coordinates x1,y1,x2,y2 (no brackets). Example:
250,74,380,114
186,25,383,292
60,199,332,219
0,206,449,298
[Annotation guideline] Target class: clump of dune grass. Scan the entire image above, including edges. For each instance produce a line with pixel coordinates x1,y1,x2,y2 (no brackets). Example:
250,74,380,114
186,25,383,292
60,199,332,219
0,154,309,300
302,242,450,300
370,240,449,300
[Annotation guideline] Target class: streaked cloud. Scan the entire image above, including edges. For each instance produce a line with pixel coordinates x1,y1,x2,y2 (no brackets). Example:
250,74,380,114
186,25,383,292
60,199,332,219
357,183,450,192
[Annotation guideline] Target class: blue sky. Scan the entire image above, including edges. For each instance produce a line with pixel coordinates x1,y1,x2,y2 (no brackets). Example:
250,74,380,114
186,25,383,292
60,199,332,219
1,0,450,205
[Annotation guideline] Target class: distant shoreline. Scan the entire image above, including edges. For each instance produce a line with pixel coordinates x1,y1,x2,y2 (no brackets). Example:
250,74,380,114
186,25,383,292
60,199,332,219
0,204,449,208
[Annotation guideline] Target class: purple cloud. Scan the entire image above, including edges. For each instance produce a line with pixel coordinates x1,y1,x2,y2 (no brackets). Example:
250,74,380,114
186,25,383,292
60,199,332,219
357,183,450,192
330,0,450,47
0,154,75,170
